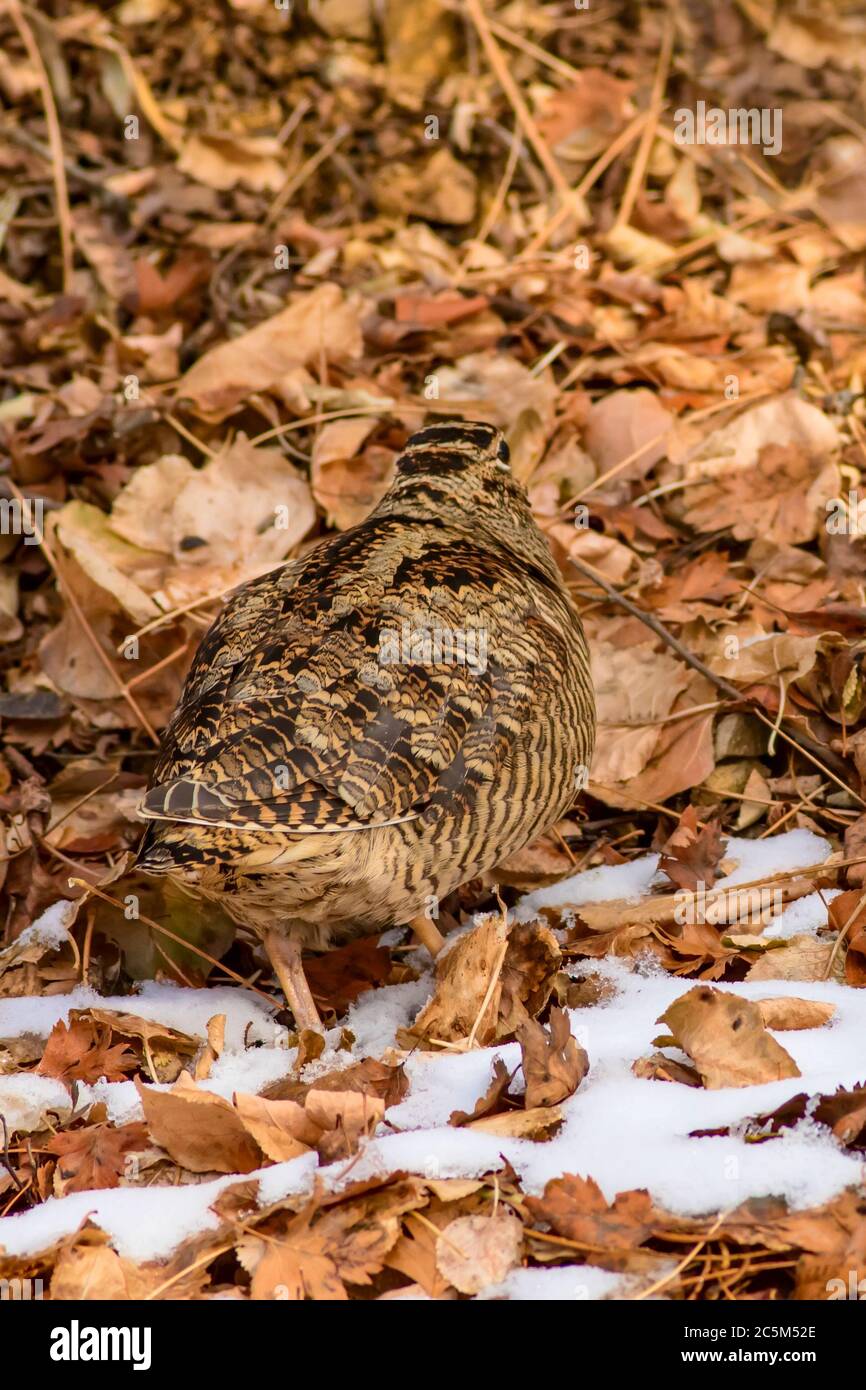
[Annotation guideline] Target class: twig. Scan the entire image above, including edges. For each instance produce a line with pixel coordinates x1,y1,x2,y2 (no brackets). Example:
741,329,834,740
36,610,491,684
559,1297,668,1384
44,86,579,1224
463,0,576,207
6,0,73,290
67,878,275,1004
822,887,866,980
613,13,676,231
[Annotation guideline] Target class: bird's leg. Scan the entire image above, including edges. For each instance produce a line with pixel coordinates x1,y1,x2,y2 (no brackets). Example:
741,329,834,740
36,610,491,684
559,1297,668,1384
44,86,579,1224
408,912,444,958
263,930,322,1032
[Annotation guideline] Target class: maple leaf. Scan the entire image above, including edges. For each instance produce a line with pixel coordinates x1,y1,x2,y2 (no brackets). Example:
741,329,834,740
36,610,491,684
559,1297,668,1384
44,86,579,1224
46,1122,148,1195
37,1017,139,1085
525,1175,656,1251
657,805,725,892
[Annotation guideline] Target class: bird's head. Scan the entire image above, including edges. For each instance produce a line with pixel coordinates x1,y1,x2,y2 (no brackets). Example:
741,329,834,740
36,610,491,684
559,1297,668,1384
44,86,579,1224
383,421,525,519
375,418,558,577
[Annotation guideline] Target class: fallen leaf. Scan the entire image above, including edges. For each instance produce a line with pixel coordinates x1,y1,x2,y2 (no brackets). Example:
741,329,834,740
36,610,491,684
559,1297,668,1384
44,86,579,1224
434,1212,523,1295
135,1076,262,1173
658,986,801,1088
756,997,836,1031
525,1175,656,1251
450,1057,512,1127
177,283,364,417
37,1017,139,1086
517,1007,589,1108
47,1122,148,1195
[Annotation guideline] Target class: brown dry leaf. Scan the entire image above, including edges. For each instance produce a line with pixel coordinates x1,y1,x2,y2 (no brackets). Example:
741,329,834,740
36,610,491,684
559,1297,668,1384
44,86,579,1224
498,921,562,1034
400,914,506,1049
310,419,393,530
450,1057,512,1127
177,283,364,417
110,435,316,578
517,1007,589,1108
632,1052,702,1086
372,148,477,224
135,1076,262,1174
682,443,841,545
383,0,459,104
83,1008,199,1083
303,934,394,1014
525,1174,656,1251
401,915,561,1050
536,68,633,161
240,1181,422,1300
466,1106,563,1139
37,1016,139,1085
747,934,835,982
756,997,836,1031
233,1091,317,1161
590,643,715,805
263,1056,408,1109
658,806,725,892
177,133,285,192
691,1083,866,1152
434,1212,523,1295
50,1243,133,1301
385,1215,455,1299
304,1088,386,1162
658,986,801,1088
194,1013,226,1082
583,387,672,481
47,1122,148,1196
827,889,866,986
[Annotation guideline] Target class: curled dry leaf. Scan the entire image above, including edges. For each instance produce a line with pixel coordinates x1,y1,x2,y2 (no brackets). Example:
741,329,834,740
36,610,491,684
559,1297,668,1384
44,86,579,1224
434,1211,524,1295
400,915,560,1050
449,1057,511,1127
517,1006,589,1108
657,985,801,1088
756,997,836,1031
233,1092,318,1162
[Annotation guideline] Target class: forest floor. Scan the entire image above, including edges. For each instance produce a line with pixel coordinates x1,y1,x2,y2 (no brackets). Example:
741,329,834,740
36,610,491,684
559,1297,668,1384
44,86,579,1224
0,0,865,1300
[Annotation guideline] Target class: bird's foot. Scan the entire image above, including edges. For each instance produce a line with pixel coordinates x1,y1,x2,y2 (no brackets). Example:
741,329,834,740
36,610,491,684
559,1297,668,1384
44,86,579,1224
263,930,322,1033
408,912,445,958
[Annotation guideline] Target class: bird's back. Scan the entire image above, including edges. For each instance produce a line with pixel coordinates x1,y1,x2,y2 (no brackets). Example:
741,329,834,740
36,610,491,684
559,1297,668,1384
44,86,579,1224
137,422,595,938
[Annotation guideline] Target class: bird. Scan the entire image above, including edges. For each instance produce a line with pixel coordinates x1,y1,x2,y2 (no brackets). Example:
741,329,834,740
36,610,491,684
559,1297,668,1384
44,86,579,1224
136,421,595,1029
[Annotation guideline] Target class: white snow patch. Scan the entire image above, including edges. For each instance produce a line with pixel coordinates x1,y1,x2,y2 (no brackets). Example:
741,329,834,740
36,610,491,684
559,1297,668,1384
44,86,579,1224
516,854,661,918
714,830,832,886
10,899,76,953
477,1264,636,1301
769,889,841,940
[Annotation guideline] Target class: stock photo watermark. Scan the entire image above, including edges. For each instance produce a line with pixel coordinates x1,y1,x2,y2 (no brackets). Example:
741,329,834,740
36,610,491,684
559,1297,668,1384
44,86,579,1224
0,496,43,545
674,100,782,157
378,621,488,676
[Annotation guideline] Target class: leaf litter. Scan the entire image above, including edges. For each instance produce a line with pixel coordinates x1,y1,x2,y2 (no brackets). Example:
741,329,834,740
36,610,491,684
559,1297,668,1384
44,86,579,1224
1,0,866,1302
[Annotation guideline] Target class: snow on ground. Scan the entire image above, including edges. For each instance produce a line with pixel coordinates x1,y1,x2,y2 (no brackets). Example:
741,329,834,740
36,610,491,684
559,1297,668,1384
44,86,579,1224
0,829,862,1298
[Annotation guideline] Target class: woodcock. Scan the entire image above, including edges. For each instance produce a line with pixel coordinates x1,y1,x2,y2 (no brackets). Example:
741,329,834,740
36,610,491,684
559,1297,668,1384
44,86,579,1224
137,421,596,1028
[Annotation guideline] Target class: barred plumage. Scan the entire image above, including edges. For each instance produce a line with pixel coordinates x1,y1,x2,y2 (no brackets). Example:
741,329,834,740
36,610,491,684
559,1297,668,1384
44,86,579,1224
137,421,595,1025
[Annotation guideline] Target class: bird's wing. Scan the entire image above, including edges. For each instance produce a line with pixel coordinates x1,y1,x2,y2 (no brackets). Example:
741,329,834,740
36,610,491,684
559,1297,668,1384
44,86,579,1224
141,521,570,836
